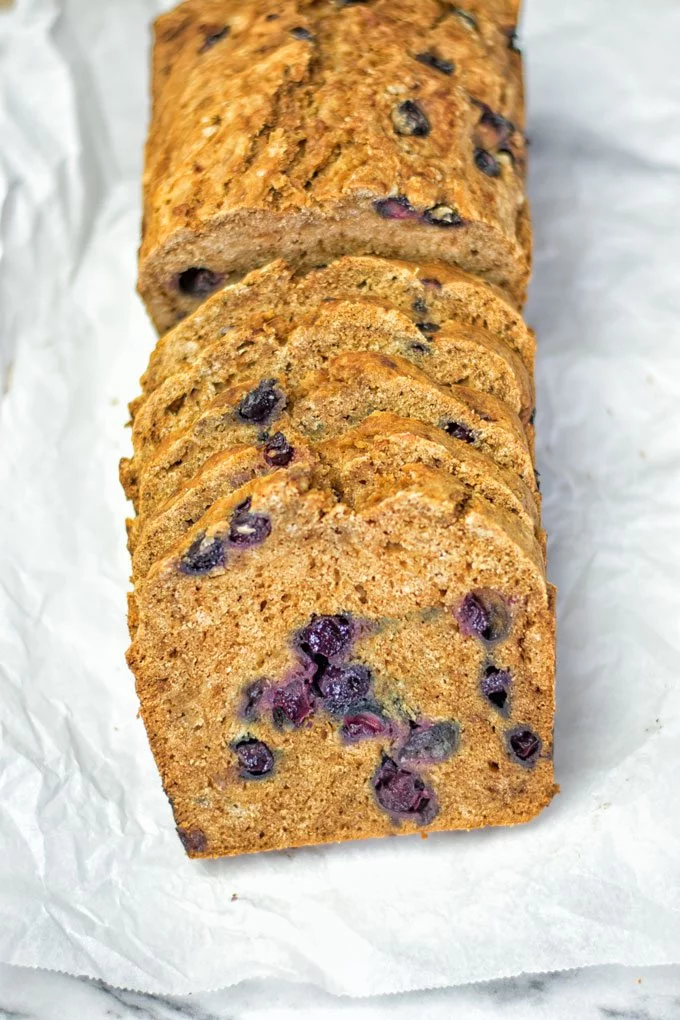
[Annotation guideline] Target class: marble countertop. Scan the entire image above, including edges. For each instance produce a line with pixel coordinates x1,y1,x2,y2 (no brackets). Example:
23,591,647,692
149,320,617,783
1,965,679,1020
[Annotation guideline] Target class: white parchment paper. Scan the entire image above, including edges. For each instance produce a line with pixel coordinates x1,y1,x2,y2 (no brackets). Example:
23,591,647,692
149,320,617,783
1,0,679,997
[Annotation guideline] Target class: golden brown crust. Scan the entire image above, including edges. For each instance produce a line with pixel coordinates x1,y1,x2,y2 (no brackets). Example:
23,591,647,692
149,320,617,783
320,412,541,536
139,0,530,331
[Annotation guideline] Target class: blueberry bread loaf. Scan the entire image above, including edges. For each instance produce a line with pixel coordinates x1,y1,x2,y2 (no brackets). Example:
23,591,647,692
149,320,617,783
127,464,555,858
124,0,557,857
138,0,529,332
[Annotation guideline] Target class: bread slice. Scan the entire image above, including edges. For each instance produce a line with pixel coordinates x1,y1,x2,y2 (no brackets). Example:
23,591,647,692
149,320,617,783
139,256,536,404
128,433,314,580
127,462,555,859
321,413,542,546
139,0,530,331
121,352,537,517
129,299,534,477
292,353,537,491
129,413,542,581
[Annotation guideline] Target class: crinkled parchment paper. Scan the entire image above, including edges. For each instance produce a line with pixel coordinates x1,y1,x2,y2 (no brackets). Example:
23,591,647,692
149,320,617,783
0,0,679,997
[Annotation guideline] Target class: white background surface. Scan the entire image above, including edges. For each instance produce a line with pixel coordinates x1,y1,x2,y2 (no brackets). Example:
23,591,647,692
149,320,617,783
1,0,679,1006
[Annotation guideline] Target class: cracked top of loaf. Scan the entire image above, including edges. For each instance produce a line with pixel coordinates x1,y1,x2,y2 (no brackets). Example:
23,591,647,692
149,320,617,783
139,0,530,331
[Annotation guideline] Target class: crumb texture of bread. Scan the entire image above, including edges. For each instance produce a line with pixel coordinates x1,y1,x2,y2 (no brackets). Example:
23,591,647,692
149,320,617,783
139,0,530,332
123,0,557,859
128,467,555,859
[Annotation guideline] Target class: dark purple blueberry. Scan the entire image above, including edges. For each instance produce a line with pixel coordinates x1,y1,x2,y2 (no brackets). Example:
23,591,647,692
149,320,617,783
421,277,442,290
228,497,271,547
263,431,295,467
409,342,430,355
392,100,430,137
237,379,284,424
233,738,275,778
475,148,501,178
296,614,353,663
476,103,516,145
412,297,428,315
374,195,419,221
177,827,208,853
423,205,463,228
317,664,372,715
458,593,490,637
506,726,542,768
443,420,476,444
399,721,460,764
178,532,226,574
415,51,454,75
340,710,390,743
481,666,512,714
452,7,478,31
338,0,370,5
199,26,230,53
272,677,314,729
416,321,439,335
290,26,315,40
457,590,511,643
373,758,438,823
241,678,267,721
177,267,224,297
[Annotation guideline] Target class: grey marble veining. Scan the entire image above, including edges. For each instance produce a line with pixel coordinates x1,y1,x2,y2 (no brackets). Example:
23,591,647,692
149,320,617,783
1,965,680,1020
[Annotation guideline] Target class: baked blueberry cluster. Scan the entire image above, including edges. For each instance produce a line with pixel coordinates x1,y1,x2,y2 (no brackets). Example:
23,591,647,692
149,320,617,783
231,607,542,822
179,497,271,574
